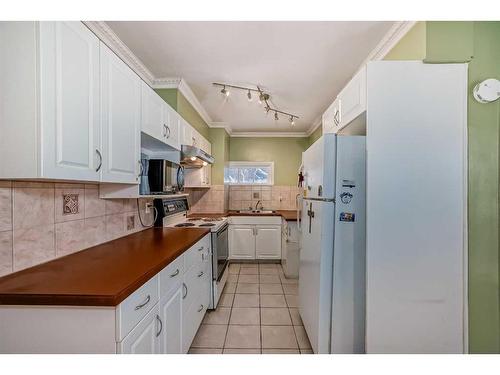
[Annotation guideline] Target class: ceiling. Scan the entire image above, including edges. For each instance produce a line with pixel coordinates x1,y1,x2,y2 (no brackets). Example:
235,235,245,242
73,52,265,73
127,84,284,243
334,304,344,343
106,21,394,134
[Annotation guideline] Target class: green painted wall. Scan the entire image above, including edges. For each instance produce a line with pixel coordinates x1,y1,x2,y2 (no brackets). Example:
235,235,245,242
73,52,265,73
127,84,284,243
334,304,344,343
384,21,427,61
308,126,322,146
229,137,309,186
386,21,500,353
155,88,178,110
209,128,230,185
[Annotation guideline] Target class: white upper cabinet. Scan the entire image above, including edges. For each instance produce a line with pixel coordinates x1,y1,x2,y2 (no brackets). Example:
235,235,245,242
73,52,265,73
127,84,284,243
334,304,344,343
322,97,341,134
141,81,165,142
100,43,141,184
163,105,180,150
39,22,102,181
322,65,367,134
338,66,366,128
141,82,180,151
181,119,192,146
0,21,103,181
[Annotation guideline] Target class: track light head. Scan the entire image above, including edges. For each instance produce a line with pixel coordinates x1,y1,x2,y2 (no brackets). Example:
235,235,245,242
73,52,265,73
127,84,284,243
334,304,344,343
264,105,270,113
221,86,229,97
247,90,252,101
289,116,295,126
274,111,279,121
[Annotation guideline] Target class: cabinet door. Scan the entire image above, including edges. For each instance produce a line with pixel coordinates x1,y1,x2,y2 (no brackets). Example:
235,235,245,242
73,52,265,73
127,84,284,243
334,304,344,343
159,285,183,354
141,81,164,142
181,120,192,146
100,43,141,183
322,97,341,134
39,21,101,181
119,305,161,354
163,105,180,150
338,66,366,128
255,225,282,259
229,226,256,259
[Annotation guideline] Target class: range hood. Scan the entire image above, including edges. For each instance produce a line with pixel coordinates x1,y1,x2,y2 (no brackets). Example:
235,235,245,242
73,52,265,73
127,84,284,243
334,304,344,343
181,145,215,168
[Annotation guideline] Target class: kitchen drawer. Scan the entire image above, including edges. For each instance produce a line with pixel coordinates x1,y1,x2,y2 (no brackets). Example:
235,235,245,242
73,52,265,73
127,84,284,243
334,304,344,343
159,254,184,298
116,275,159,341
184,235,210,270
182,261,209,313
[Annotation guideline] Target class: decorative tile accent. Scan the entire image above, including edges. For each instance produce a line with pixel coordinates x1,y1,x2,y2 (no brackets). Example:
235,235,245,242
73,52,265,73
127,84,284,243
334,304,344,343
62,194,79,215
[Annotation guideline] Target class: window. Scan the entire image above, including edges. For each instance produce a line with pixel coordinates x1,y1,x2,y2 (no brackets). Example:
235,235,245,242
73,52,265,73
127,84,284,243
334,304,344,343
224,162,274,185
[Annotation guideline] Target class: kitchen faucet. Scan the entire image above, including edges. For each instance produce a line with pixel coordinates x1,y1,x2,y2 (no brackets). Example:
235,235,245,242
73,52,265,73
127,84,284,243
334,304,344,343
255,200,262,211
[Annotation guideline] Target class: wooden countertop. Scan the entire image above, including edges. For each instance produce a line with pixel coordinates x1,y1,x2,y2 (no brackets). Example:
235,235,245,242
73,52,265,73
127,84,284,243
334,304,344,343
188,210,298,221
0,228,210,307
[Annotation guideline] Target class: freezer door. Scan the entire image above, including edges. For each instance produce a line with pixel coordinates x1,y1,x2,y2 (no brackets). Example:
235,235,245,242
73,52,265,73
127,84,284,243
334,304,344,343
302,134,336,200
299,198,334,354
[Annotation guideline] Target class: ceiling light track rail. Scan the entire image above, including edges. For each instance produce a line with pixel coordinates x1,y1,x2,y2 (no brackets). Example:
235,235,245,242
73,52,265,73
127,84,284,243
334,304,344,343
212,82,299,126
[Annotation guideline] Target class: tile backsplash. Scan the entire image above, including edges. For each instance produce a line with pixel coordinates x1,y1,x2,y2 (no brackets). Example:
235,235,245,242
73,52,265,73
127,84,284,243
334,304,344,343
0,181,154,277
229,185,301,211
186,185,227,214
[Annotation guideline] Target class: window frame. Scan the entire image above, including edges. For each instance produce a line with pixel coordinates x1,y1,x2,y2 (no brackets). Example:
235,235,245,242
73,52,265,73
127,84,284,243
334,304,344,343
224,161,275,186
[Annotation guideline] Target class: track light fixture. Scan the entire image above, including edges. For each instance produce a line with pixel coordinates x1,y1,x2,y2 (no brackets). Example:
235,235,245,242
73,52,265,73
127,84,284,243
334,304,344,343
213,82,298,126
220,85,229,97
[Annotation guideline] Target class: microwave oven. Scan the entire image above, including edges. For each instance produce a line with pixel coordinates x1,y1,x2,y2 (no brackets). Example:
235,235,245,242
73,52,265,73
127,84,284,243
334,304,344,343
143,159,185,195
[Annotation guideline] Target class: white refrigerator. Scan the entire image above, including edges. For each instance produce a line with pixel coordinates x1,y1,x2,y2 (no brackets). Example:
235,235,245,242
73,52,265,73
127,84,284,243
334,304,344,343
299,134,366,354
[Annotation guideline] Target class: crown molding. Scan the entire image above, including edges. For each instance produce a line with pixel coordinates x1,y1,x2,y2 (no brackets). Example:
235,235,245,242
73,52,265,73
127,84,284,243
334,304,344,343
306,116,322,136
230,131,309,138
208,122,233,135
358,21,417,70
83,21,155,85
151,77,213,125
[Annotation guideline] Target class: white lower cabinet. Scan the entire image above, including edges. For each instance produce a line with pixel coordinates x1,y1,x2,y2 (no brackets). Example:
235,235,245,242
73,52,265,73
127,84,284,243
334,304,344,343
0,234,212,354
119,305,161,354
255,226,282,259
158,285,183,354
229,226,256,259
229,217,282,260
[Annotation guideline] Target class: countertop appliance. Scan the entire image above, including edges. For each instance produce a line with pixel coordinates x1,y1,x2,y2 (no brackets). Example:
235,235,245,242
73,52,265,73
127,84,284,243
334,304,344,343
153,197,228,310
299,133,366,354
145,159,184,195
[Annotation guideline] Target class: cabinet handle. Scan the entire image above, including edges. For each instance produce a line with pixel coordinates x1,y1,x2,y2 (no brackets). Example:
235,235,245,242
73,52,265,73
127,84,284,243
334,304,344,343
95,149,102,172
169,269,180,278
197,304,204,312
138,160,143,178
198,246,204,252
192,137,196,146
165,125,171,139
156,315,163,337
134,294,151,310
198,271,204,278
163,124,167,137
333,110,340,126
182,283,188,299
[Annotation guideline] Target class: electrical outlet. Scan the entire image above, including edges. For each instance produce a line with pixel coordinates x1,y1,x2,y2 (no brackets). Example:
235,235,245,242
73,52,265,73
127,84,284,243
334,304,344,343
145,202,153,214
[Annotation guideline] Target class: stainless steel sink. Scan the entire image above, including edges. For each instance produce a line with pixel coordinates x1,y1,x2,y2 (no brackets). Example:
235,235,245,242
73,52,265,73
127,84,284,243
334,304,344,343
236,210,276,214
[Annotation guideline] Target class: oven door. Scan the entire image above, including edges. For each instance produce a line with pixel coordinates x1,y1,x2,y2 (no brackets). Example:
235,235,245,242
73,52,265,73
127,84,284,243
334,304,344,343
213,223,229,281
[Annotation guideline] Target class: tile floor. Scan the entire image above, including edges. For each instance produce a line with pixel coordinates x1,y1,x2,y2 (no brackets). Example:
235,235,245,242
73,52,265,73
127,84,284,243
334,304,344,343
189,262,313,354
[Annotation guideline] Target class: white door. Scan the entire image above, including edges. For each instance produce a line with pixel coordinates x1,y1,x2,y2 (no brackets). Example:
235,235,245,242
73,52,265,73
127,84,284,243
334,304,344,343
159,285,183,354
100,43,141,183
141,81,164,142
39,21,101,181
119,305,161,354
229,226,255,259
163,104,180,150
255,225,281,259
338,66,366,128
366,61,467,354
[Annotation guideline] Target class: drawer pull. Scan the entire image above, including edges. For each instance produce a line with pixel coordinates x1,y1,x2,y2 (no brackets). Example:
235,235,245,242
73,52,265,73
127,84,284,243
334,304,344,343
197,271,204,278
134,294,151,310
169,269,180,278
156,315,163,337
197,304,204,312
198,246,204,252
182,282,188,299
